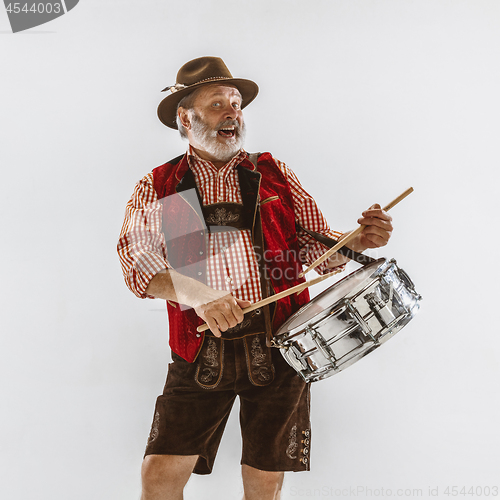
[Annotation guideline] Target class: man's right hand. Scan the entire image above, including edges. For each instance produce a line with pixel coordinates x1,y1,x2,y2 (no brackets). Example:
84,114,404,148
194,292,251,338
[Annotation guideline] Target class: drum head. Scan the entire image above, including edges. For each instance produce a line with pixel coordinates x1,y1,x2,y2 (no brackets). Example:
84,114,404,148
276,258,386,335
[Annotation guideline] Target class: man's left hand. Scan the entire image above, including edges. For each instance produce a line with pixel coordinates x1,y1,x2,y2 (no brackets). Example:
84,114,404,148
352,203,393,251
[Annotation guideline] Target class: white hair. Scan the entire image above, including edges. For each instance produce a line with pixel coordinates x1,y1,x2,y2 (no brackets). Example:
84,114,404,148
176,89,202,139
188,112,246,163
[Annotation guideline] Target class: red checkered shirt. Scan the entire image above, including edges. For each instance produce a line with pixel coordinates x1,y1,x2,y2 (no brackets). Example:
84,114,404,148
118,147,344,303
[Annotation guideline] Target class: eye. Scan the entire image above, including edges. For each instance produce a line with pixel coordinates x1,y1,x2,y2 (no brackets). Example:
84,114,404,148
232,102,241,110
212,102,221,108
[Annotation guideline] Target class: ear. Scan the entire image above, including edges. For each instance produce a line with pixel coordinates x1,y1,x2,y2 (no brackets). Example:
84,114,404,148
178,107,191,130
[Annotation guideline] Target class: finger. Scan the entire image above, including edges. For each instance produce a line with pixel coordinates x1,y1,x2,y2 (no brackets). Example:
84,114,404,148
228,299,245,324
234,298,252,318
204,316,222,338
361,203,382,214
359,227,391,248
357,216,393,231
219,296,252,326
361,203,392,218
360,233,389,248
235,298,252,308
361,209,392,222
362,224,392,239
211,310,231,331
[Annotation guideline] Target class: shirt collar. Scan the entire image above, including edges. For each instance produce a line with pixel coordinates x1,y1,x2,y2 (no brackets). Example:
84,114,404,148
187,145,248,172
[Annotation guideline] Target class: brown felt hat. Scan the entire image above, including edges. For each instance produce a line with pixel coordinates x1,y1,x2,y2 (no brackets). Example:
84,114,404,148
157,56,259,129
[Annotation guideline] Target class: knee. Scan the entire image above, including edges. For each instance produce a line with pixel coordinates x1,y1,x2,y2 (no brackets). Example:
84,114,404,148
141,454,197,490
241,465,284,500
141,455,165,485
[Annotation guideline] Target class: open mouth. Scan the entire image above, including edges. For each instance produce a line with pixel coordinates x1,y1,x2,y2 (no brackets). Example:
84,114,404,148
217,127,236,138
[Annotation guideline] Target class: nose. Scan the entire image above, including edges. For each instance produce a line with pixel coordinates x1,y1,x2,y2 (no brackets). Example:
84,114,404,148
224,104,238,120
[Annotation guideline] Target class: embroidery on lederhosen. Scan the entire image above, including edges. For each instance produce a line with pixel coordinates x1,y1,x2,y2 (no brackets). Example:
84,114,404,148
195,337,224,389
286,424,298,459
206,208,240,226
286,425,311,466
243,333,275,386
147,411,161,445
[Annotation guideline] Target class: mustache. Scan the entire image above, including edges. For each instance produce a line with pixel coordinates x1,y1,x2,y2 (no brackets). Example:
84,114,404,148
190,114,244,137
216,119,242,132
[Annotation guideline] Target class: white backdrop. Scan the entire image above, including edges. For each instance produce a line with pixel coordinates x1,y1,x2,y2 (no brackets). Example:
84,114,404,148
1,1,499,499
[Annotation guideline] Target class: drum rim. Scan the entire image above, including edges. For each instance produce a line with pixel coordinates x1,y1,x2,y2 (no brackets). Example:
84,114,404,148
275,257,391,339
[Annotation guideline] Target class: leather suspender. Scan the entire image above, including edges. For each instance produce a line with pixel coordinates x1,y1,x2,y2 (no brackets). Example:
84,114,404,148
296,223,376,266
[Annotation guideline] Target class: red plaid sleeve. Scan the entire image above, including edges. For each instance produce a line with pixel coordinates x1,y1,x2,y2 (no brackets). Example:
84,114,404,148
117,173,171,298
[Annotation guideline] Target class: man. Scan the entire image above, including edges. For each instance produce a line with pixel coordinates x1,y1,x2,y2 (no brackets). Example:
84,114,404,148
118,56,393,500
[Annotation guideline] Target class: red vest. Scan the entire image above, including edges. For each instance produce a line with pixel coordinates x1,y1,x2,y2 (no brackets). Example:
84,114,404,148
152,152,310,362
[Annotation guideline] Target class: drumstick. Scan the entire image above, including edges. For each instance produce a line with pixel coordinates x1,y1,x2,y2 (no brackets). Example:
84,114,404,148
298,187,414,278
196,272,335,333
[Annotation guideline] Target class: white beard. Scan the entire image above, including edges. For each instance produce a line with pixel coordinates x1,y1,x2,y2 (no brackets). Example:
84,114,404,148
190,113,246,163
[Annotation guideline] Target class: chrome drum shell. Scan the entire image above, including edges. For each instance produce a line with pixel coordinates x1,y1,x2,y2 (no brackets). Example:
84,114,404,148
273,258,422,383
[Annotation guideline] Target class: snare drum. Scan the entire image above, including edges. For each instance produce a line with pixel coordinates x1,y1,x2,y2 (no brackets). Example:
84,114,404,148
273,258,422,382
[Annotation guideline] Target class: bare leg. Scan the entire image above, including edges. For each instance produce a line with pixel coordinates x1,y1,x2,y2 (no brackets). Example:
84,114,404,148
141,454,198,500
241,464,285,500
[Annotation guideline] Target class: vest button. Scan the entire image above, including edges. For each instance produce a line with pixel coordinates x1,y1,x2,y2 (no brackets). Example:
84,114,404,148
196,333,201,338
